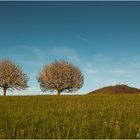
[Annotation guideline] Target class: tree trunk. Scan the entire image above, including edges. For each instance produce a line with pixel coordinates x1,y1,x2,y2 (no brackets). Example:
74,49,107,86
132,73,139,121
57,90,60,95
3,88,6,96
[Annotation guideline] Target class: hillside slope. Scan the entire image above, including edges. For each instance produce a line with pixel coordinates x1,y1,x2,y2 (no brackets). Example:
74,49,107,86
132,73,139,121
88,84,140,95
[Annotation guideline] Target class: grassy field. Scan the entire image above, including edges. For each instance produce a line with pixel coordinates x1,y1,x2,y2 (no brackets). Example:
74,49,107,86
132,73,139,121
0,94,140,139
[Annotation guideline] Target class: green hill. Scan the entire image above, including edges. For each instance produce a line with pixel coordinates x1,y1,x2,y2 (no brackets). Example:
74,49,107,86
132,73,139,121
88,84,140,95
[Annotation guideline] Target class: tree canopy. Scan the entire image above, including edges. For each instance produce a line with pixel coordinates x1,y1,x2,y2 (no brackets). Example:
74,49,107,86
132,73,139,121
37,60,84,95
0,59,29,96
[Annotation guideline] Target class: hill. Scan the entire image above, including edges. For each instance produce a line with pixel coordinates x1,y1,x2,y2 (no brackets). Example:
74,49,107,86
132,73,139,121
88,84,140,95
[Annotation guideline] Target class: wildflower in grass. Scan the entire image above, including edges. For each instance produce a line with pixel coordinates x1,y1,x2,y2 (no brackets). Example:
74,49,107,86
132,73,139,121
115,121,120,129
136,133,140,138
114,121,120,138
103,121,109,127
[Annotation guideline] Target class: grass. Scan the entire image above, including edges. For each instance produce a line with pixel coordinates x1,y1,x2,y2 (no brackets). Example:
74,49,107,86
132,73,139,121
0,94,140,139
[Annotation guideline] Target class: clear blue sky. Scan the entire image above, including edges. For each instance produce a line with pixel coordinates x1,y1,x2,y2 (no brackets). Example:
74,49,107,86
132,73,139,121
1,1,140,95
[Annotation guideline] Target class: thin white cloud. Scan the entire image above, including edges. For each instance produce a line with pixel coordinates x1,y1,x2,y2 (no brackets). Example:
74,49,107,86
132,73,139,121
109,69,133,78
17,45,41,55
76,35,90,43
7,45,49,71
110,69,127,74
84,61,97,75
85,69,96,74
128,56,140,69
51,47,80,63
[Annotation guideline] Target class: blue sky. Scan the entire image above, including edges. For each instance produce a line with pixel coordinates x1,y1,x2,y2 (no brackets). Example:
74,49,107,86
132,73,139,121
1,1,140,95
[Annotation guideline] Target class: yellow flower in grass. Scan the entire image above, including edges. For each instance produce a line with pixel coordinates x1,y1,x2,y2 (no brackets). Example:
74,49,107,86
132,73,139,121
115,121,120,129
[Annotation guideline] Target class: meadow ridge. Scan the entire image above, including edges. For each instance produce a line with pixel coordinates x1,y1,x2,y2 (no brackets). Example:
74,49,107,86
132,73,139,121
0,94,140,139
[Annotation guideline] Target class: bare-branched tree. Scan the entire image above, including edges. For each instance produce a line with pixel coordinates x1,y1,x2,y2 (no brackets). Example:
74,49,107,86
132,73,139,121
0,59,29,96
37,60,84,95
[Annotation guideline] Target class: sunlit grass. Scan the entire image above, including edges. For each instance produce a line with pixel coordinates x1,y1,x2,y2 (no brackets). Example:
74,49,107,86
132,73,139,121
0,94,140,139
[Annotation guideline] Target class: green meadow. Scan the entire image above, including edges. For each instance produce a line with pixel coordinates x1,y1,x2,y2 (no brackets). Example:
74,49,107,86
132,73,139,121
0,94,140,139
